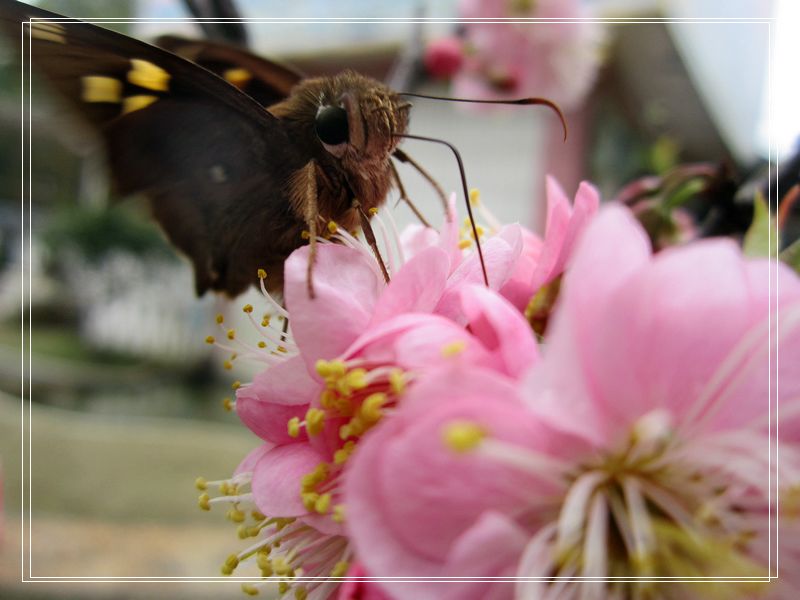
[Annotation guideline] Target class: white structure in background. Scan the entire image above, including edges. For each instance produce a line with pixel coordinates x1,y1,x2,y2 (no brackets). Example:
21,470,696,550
67,252,214,365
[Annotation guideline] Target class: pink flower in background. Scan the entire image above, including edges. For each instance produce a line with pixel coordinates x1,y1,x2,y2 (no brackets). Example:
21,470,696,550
424,36,465,79
344,206,800,599
453,0,605,111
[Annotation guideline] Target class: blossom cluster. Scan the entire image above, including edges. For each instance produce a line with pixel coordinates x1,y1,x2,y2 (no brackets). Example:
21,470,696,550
198,177,800,600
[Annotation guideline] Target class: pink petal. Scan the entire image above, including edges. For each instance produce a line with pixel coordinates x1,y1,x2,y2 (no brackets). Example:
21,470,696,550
529,177,600,292
582,240,758,434
346,313,496,374
400,224,438,260
441,512,528,600
460,284,539,378
370,247,450,326
234,443,273,476
499,227,544,311
527,205,651,444
251,443,326,517
285,244,383,366
236,356,318,444
345,368,559,588
435,228,523,322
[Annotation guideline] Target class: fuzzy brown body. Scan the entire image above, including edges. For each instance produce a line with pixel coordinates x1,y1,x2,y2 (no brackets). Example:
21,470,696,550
1,0,410,297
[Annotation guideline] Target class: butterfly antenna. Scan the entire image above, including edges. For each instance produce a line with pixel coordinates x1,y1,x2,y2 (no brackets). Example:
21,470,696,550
393,132,489,287
400,92,568,141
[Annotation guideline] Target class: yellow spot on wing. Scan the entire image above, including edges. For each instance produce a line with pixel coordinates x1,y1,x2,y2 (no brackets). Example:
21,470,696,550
122,95,158,114
30,22,65,44
223,68,252,88
81,76,122,103
128,58,170,92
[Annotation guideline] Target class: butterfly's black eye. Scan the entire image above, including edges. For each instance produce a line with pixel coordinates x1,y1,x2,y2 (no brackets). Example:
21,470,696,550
315,105,349,146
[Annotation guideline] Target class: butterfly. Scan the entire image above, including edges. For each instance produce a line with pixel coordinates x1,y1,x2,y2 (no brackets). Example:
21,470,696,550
5,0,422,298
4,0,566,297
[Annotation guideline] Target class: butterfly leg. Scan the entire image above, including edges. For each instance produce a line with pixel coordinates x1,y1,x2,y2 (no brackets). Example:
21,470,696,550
392,148,447,212
300,160,319,299
389,160,432,228
353,200,390,284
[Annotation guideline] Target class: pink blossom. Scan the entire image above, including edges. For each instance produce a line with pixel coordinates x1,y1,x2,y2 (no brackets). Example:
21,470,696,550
453,0,605,111
499,175,599,311
344,205,800,598
224,226,539,598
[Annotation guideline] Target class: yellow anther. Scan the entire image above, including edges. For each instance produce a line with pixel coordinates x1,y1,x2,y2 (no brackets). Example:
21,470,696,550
295,587,308,600
197,493,210,511
237,524,249,539
345,368,368,390
128,58,170,91
277,345,288,353
194,476,207,491
316,359,346,378
241,583,260,596
223,360,233,370
81,75,122,103
122,94,158,114
389,369,406,395
223,67,252,87
314,493,332,514
331,560,349,578
442,340,467,357
242,304,253,313
469,188,481,205
252,510,266,521
359,393,386,423
346,416,365,437
339,424,351,440
319,389,337,409
205,335,215,344
225,553,240,570
216,313,225,324
231,380,241,390
257,268,267,279
219,481,230,495
368,207,379,215
443,420,487,453
278,582,289,594
257,341,267,349
301,230,311,240
301,492,319,511
458,239,472,249
287,416,302,438
222,397,234,412
272,556,291,576
327,221,339,234
332,504,346,523
226,329,236,340
305,408,326,436
256,551,271,570
333,442,355,465
228,507,246,523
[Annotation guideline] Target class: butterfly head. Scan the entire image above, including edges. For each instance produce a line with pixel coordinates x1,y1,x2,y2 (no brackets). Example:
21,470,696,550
276,70,410,167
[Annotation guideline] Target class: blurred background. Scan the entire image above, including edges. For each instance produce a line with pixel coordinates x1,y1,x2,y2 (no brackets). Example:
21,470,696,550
0,0,796,597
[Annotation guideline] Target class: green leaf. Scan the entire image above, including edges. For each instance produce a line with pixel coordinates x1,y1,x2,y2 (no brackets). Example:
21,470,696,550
743,192,776,258
780,238,800,274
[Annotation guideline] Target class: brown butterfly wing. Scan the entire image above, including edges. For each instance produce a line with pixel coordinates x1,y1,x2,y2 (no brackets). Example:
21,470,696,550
2,0,308,296
155,35,304,107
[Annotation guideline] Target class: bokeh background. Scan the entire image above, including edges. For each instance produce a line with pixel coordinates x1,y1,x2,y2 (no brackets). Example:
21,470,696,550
0,0,795,597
